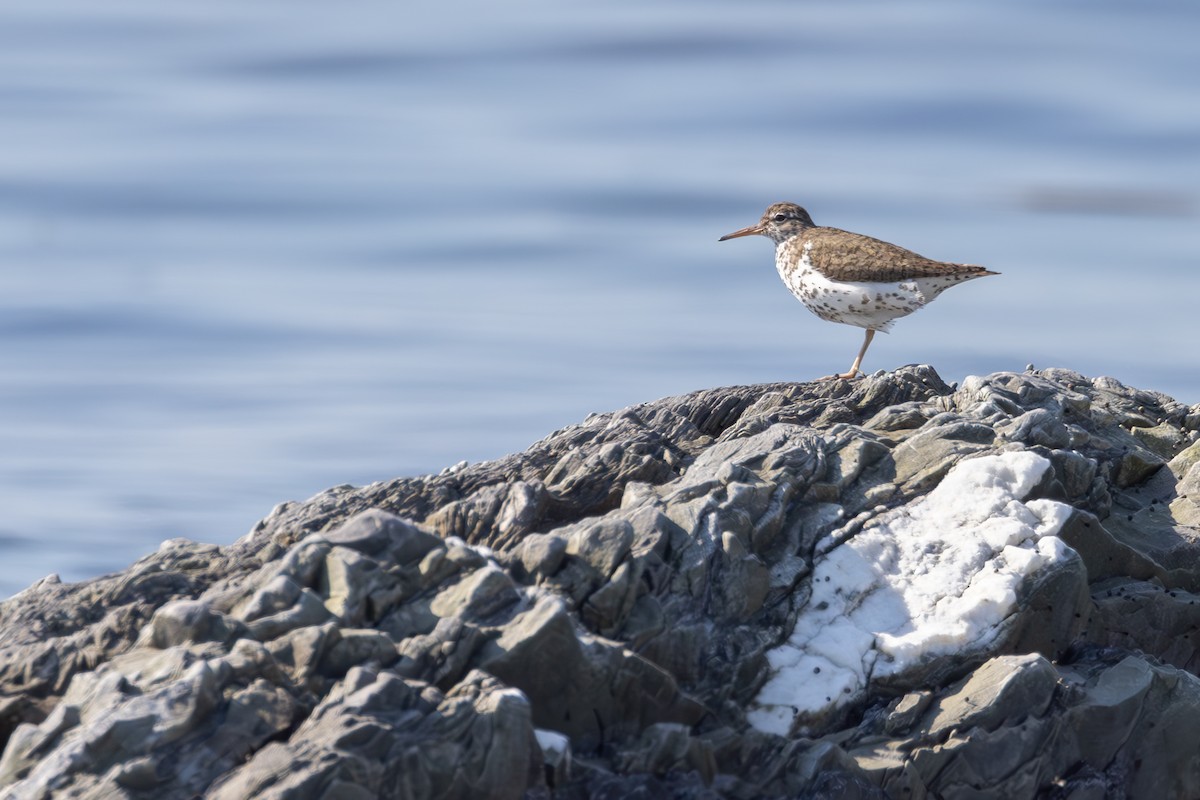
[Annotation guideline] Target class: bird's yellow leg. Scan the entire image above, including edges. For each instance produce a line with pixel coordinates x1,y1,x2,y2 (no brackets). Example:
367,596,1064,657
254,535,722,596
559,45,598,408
819,329,875,381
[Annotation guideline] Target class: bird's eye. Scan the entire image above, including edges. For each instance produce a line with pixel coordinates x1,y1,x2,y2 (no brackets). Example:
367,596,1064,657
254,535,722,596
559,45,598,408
773,213,788,222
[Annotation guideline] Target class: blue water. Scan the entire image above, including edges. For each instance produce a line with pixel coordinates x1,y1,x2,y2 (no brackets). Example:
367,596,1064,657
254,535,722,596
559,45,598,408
1,0,1197,598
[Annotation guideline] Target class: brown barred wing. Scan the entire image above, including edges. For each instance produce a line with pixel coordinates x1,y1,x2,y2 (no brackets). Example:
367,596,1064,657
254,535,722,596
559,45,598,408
803,227,995,283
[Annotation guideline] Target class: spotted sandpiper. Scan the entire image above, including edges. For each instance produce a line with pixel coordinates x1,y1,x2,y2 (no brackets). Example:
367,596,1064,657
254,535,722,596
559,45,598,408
719,202,997,380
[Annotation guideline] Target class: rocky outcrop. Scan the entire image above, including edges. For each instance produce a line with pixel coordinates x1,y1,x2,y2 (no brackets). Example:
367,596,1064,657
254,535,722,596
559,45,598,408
3,365,1200,799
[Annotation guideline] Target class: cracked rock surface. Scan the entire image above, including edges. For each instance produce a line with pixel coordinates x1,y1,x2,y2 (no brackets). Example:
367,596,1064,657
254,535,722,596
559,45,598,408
3,365,1200,798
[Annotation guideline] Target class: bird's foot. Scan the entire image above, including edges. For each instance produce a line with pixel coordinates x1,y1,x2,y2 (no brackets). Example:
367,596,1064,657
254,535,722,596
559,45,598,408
817,370,864,382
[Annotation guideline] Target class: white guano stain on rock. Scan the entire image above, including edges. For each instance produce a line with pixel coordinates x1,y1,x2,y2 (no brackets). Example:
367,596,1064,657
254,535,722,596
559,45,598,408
749,450,1074,735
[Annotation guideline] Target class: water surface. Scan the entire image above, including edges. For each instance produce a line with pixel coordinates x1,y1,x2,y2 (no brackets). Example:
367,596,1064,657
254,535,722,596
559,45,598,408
1,0,1197,597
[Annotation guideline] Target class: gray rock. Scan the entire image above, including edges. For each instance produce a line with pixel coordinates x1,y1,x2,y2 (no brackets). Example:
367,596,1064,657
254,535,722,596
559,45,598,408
428,563,519,621
891,419,995,491
581,559,641,635
417,542,486,587
317,628,399,677
883,690,932,735
614,722,716,785
510,532,568,579
143,599,245,648
5,365,1200,798
243,586,334,641
1087,579,1200,672
852,652,1200,799
264,621,337,687
322,509,442,566
395,616,484,688
0,703,79,788
565,517,634,578
476,596,703,746
1115,447,1166,488
1,650,299,799
999,407,1072,449
426,480,549,550
208,668,539,800
923,653,1059,738
1132,421,1190,458
534,728,571,789
320,545,389,624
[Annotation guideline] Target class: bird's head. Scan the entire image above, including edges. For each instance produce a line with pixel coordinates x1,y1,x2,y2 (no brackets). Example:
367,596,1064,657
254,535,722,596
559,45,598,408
719,202,815,245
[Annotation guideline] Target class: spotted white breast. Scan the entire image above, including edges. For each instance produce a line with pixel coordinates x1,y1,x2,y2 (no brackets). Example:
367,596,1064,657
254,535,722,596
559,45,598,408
776,242,971,332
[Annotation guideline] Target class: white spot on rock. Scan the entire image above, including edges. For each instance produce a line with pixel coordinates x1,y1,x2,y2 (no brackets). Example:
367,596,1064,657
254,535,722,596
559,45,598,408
748,451,1073,734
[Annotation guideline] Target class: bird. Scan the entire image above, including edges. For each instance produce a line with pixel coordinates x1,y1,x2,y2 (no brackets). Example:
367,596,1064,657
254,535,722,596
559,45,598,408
719,202,997,380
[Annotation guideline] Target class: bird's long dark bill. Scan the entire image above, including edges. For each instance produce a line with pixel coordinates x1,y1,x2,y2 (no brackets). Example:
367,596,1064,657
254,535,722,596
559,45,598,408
718,224,764,241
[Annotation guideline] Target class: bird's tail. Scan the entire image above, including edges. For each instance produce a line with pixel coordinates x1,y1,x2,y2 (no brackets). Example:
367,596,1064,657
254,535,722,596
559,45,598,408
958,263,1000,276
